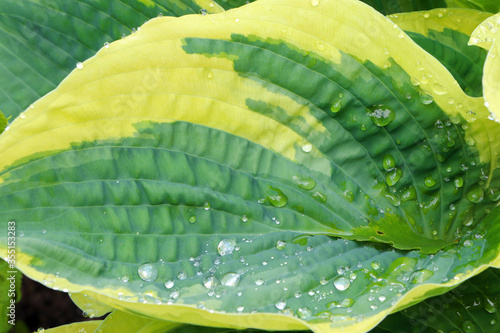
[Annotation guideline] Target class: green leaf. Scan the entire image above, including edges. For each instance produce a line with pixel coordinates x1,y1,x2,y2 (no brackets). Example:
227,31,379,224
469,13,500,121
372,267,500,333
0,0,499,332
389,8,491,97
358,0,447,15
0,110,7,135
43,321,103,333
0,0,224,121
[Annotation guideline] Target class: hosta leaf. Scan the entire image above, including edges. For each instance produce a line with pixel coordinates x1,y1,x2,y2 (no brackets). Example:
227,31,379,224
372,267,500,333
1,0,499,332
0,0,224,120
389,8,491,97
94,310,181,333
469,13,500,121
358,0,447,15
445,0,500,13
44,321,103,333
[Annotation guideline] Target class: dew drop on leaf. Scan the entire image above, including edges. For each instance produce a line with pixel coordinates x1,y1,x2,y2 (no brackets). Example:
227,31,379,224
218,239,236,256
382,154,395,171
454,177,464,188
410,269,434,284
334,276,351,291
312,191,327,203
203,275,218,289
266,186,288,207
297,307,313,319
76,62,83,69
330,98,342,114
138,263,158,282
367,105,395,127
310,0,319,6
188,216,197,223
419,92,434,105
302,143,312,152
487,188,500,201
121,275,129,283
276,240,287,250
275,300,287,310
241,215,248,222
221,273,240,287
462,320,477,333
255,278,264,286
466,185,484,203
386,168,403,186
293,175,316,190
424,175,437,187
164,280,174,289
177,271,187,280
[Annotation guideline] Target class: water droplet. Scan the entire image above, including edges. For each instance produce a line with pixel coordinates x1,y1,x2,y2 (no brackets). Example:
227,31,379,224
312,191,327,203
138,263,158,282
237,305,244,312
121,275,129,283
200,8,208,15
218,239,236,256
432,83,447,95
275,300,287,310
276,240,287,250
315,40,326,51
177,271,187,280
104,42,110,48
398,31,405,38
294,291,302,298
311,0,319,6
266,186,288,207
463,240,473,247
491,319,497,326
164,280,174,289
401,186,417,202
334,276,351,291
302,143,312,152
255,278,264,286
382,154,395,171
410,269,434,284
424,175,437,187
203,275,218,289
297,307,313,319
423,12,430,18
466,185,484,203
419,92,434,105
330,98,342,114
367,105,396,127
462,320,477,333
454,177,464,188
188,216,197,223
221,273,240,287
484,298,497,313
320,277,328,285
360,124,367,131
293,175,316,190
241,215,248,222
76,62,83,69
487,188,500,201
203,202,211,210
386,168,403,186
371,261,380,270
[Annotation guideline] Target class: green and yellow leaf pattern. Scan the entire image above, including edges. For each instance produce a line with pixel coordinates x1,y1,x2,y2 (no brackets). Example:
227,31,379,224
0,0,499,332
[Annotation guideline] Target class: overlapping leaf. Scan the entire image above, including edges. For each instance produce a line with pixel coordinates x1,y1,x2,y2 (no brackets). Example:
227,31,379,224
0,0,499,332
0,0,224,120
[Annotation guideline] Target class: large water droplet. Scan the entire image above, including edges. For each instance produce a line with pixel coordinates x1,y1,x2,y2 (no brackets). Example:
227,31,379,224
164,280,174,289
487,188,500,201
297,307,313,319
461,320,477,333
410,269,434,284
466,185,484,203
454,177,464,188
76,62,83,69
266,186,288,207
203,275,218,289
401,186,417,202
276,240,287,250
419,92,434,105
177,271,187,280
383,154,395,171
484,298,497,313
302,143,312,152
221,273,240,287
188,216,197,223
424,175,437,187
333,276,351,291
218,239,236,256
367,105,395,127
330,98,342,114
312,191,327,203
275,300,287,310
293,175,316,190
386,168,403,186
138,263,158,282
